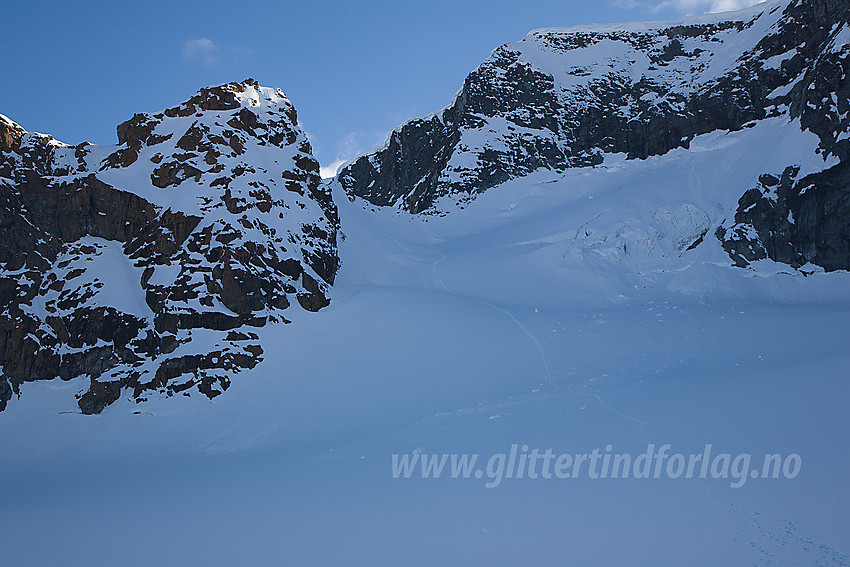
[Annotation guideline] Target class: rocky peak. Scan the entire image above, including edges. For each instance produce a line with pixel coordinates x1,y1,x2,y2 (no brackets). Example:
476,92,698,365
0,114,26,150
0,80,339,414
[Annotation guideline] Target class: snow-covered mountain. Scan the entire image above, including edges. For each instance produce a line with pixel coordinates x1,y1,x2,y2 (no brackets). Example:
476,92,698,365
1,1,849,565
0,80,338,413
338,0,849,271
0,0,846,418
1,0,848,417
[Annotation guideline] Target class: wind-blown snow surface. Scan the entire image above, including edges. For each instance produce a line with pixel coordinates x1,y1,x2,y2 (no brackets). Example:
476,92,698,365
2,109,850,564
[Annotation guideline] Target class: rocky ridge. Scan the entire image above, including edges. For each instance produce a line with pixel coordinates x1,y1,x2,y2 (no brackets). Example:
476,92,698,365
337,0,849,271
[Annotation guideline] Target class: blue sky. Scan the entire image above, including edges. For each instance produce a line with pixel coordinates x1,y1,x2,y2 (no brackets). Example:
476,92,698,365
1,0,762,176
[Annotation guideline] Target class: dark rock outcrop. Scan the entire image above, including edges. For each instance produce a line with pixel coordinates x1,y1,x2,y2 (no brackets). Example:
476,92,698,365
718,162,850,271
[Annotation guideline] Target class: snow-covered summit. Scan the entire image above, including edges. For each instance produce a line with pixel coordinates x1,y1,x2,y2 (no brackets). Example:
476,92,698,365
337,0,849,274
0,79,339,413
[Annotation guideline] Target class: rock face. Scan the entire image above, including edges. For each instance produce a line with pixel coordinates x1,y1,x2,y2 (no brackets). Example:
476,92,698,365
0,80,338,413
716,0,850,271
337,0,849,270
717,162,850,271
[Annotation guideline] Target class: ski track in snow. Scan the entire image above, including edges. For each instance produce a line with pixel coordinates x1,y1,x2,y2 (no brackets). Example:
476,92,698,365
430,241,557,390
587,391,651,443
